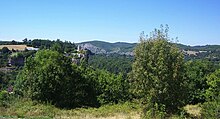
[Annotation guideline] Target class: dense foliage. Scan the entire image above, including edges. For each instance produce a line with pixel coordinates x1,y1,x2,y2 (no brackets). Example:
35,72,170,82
129,26,187,115
185,60,219,104
32,39,76,53
15,50,94,108
82,68,130,105
201,96,220,118
88,54,133,75
15,50,130,108
0,39,76,53
205,69,220,100
0,49,10,67
200,68,220,118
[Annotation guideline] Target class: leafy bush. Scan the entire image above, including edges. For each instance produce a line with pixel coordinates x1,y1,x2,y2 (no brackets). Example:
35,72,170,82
95,70,129,104
15,50,95,108
201,68,220,118
143,103,166,119
0,90,9,107
185,60,217,104
83,68,130,105
88,54,133,75
205,69,220,100
201,97,220,118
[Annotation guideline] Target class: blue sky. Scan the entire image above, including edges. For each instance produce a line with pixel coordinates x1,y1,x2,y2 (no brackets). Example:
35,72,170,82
0,0,219,45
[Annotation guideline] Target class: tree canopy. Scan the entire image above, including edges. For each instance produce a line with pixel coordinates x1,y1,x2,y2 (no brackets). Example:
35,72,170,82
15,50,94,108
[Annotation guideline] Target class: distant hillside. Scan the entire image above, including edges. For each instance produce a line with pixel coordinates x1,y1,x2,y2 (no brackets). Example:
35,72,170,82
176,43,220,51
78,40,220,61
77,41,136,55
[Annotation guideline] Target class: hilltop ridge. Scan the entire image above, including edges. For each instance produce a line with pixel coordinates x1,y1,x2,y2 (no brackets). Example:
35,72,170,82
77,41,136,55
77,40,220,61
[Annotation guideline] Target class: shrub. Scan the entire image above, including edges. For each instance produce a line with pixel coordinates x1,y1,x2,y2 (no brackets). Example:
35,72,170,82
95,70,129,104
201,97,220,118
0,90,9,107
83,68,130,105
201,68,220,118
143,103,166,119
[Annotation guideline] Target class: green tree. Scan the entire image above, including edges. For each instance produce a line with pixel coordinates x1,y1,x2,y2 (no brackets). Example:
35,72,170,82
95,70,129,104
201,69,220,118
88,54,133,75
23,38,28,44
15,50,93,108
201,96,220,118
129,25,187,114
1,47,10,54
185,60,217,104
51,42,63,53
11,40,17,45
0,71,4,89
201,69,220,119
205,69,220,100
82,67,130,105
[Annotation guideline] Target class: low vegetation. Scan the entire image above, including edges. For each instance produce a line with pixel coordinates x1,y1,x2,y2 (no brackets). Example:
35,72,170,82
0,97,141,119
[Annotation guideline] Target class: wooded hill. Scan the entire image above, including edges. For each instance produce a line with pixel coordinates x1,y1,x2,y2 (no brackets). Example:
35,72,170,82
78,40,220,61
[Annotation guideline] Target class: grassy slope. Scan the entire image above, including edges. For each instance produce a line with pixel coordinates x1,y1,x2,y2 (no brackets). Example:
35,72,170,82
0,98,202,119
0,99,141,119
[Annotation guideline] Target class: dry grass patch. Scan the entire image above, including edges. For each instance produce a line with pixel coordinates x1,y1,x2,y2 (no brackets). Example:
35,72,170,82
55,113,140,119
184,104,201,117
0,45,27,51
